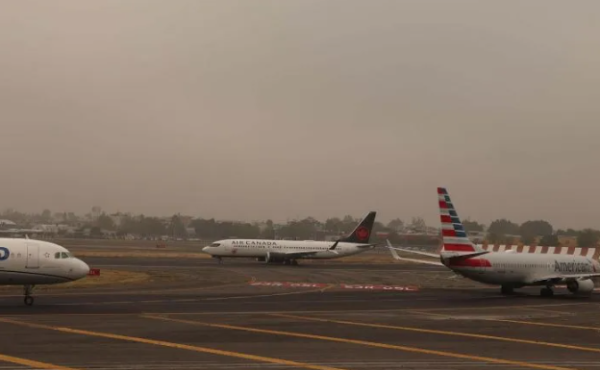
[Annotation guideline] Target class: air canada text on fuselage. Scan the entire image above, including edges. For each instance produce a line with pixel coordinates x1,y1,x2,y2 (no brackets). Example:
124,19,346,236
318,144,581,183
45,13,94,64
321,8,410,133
232,240,278,246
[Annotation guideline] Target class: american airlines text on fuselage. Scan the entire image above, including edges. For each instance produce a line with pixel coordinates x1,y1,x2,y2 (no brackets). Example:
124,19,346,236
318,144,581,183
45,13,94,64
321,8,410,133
553,260,595,274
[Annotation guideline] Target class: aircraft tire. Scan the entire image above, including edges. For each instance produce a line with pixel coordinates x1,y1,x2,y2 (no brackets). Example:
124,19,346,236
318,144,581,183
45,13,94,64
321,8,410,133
540,287,554,297
24,296,34,306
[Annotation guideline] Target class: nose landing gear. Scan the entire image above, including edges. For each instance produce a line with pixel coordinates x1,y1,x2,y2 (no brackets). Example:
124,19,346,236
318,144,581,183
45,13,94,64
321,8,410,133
23,285,35,306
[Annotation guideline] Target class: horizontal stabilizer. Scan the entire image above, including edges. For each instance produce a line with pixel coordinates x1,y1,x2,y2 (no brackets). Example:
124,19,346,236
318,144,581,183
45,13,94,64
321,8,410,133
385,239,488,265
386,240,443,266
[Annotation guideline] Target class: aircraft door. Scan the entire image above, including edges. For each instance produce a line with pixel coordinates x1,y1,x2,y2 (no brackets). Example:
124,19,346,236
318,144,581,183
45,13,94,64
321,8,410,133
26,242,40,269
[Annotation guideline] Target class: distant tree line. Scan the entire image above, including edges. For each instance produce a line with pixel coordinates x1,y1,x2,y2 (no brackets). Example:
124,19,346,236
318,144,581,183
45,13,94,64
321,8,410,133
462,218,600,248
2,208,600,247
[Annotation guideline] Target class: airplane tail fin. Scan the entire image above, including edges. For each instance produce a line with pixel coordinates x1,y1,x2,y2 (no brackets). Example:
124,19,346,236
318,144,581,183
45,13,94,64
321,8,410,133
339,211,376,244
437,187,486,257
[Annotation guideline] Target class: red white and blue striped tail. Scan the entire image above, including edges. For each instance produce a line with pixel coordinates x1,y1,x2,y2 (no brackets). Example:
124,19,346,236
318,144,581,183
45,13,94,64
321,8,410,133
438,187,484,256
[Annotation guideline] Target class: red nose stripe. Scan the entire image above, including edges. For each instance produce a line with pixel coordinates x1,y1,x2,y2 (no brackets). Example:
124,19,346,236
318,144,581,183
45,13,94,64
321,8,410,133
443,244,476,252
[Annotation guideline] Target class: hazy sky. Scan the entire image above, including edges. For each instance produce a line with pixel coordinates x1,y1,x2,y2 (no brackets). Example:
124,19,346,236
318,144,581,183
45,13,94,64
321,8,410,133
1,0,600,229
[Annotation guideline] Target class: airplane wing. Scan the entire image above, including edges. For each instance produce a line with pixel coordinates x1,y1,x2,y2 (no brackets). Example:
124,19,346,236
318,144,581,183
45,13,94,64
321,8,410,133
273,251,322,259
356,243,379,249
385,240,444,266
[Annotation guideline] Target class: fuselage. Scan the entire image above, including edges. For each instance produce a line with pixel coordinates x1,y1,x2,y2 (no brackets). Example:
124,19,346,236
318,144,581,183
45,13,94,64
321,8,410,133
202,239,374,259
0,238,90,285
444,251,600,286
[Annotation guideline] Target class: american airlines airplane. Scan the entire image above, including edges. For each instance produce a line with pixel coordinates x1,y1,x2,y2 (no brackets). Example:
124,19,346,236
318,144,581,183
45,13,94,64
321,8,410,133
202,211,378,265
0,237,90,305
386,187,600,297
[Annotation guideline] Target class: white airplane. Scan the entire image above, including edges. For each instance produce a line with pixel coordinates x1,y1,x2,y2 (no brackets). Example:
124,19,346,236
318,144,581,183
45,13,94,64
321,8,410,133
202,211,379,265
385,187,600,297
0,237,90,305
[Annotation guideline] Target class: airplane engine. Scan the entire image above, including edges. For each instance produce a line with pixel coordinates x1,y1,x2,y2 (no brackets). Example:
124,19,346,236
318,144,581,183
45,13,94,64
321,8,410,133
264,252,285,264
566,279,595,295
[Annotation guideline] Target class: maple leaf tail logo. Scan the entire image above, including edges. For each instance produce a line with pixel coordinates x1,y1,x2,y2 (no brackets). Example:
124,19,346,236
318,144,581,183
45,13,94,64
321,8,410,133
356,226,369,241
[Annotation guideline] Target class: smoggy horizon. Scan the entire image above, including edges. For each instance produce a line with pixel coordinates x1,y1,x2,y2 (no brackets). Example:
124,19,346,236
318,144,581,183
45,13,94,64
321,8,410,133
2,1,600,230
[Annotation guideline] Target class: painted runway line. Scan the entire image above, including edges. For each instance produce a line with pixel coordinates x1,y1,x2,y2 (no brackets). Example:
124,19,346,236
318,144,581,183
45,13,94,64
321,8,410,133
249,281,419,291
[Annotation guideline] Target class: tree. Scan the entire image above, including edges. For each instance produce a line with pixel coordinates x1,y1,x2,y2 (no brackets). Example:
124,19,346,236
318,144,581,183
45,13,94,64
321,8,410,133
340,215,359,234
41,209,52,222
462,219,485,232
386,218,404,232
278,218,318,240
324,217,343,234
372,221,387,233
488,219,520,235
169,214,187,238
407,217,427,233
260,219,275,239
577,229,600,248
97,213,116,231
519,220,553,237
539,234,559,247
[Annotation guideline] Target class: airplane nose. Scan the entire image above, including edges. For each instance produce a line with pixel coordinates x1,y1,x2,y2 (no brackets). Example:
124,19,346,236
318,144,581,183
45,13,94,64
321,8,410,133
202,246,210,253
76,259,90,278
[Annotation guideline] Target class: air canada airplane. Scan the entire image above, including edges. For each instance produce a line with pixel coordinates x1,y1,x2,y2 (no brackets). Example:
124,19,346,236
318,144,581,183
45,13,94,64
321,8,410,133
386,187,600,297
202,211,378,265
0,237,90,305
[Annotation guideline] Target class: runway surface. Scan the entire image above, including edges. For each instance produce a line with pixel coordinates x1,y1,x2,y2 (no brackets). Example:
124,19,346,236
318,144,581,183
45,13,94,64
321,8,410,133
1,257,599,370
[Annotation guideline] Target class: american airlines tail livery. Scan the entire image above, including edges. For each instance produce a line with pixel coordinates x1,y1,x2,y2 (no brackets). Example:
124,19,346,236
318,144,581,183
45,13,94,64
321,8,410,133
386,187,600,297
0,237,90,305
202,211,378,265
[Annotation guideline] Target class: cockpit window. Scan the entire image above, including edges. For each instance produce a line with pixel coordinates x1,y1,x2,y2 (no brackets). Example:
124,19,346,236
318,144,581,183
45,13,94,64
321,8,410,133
61,252,69,258
55,252,61,259
210,243,220,247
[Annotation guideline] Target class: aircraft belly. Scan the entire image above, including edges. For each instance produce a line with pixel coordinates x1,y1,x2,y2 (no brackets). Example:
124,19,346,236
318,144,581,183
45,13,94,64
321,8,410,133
0,270,66,285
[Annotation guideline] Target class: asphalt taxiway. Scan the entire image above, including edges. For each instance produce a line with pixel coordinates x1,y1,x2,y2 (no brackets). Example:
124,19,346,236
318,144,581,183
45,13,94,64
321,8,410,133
0,257,599,370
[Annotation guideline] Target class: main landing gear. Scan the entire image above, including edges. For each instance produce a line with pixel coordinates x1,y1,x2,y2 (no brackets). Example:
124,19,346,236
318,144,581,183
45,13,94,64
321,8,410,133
23,284,35,306
540,285,554,297
283,259,299,266
500,285,514,295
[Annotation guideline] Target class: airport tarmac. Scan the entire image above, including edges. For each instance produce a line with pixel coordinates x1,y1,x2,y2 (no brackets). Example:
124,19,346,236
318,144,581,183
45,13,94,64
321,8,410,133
0,257,599,370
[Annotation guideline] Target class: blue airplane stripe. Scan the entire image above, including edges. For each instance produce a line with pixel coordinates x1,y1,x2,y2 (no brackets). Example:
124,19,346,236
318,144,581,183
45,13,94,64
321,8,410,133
453,224,465,231
454,231,467,237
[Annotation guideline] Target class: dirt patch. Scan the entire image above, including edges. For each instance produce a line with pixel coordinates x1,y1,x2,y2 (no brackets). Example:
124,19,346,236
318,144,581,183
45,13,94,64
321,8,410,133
0,269,151,292
58,269,151,288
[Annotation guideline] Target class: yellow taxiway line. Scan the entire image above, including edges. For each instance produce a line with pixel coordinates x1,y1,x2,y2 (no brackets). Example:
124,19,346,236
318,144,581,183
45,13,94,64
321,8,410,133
490,319,600,332
273,313,600,355
0,317,345,370
0,353,79,370
142,315,577,370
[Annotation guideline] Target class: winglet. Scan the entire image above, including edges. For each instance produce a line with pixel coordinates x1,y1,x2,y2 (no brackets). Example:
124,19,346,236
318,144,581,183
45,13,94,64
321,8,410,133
386,240,402,260
329,240,340,250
